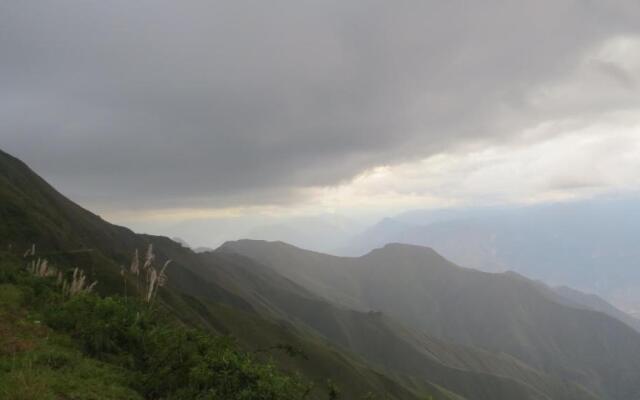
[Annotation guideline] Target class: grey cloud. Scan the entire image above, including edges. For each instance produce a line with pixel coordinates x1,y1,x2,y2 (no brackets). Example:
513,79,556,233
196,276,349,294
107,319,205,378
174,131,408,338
596,60,638,90
1,0,640,209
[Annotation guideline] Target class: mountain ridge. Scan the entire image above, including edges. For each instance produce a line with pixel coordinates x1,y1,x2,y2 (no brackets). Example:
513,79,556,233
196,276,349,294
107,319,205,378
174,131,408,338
222,238,640,400
0,148,439,400
342,201,640,315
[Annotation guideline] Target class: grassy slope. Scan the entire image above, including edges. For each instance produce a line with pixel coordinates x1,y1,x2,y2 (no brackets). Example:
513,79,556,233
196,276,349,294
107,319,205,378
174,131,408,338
0,149,449,399
0,281,142,400
0,252,315,400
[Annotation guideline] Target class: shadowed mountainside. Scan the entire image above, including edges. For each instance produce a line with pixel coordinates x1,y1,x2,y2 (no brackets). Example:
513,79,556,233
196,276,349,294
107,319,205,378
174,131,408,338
222,239,640,400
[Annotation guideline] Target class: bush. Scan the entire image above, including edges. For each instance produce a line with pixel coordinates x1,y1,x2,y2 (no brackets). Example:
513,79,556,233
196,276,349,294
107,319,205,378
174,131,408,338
1,254,313,399
44,294,149,365
140,327,311,399
43,294,311,399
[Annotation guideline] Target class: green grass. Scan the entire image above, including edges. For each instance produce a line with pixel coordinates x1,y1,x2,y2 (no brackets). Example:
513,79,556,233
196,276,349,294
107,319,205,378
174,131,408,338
0,150,454,400
0,254,312,400
0,281,141,400
0,345,142,400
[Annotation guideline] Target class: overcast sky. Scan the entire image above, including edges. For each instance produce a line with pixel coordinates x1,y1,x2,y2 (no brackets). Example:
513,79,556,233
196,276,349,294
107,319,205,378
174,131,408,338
2,1,640,247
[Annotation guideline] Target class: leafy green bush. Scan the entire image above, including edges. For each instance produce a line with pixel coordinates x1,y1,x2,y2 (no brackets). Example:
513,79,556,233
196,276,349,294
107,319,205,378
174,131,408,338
44,294,149,360
140,327,311,399
42,292,311,399
1,253,315,399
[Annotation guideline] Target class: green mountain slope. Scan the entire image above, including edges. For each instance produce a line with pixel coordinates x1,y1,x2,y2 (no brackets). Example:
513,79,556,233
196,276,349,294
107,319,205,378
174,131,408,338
0,148,441,400
0,253,316,400
205,249,596,400
222,240,640,400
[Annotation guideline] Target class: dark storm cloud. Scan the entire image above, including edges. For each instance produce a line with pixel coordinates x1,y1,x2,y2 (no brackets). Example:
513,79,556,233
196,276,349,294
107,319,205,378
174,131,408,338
2,0,639,208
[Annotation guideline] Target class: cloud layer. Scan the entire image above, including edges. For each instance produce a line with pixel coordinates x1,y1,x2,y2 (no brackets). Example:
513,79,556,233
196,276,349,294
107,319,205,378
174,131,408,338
2,1,640,215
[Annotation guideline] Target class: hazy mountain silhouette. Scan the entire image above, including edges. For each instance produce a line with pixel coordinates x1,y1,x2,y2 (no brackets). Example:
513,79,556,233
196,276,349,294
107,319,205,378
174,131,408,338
343,200,640,316
224,239,640,400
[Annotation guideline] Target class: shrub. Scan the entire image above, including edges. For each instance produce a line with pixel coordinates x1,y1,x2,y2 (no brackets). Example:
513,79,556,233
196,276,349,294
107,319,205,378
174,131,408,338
2,252,313,400
139,327,311,399
44,294,149,361
42,293,311,399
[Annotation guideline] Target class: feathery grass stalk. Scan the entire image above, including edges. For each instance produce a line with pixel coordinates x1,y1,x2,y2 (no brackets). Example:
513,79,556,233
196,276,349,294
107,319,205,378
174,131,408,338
127,244,171,305
130,248,140,294
29,258,57,277
63,267,98,297
23,244,36,258
23,245,97,298
150,260,170,304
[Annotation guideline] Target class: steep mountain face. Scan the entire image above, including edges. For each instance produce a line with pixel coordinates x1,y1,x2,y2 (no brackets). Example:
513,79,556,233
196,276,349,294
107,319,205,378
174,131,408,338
198,251,596,400
342,200,640,315
222,239,640,400
0,149,435,400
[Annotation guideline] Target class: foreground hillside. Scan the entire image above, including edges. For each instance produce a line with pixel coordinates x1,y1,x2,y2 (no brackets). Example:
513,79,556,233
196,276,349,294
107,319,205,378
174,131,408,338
0,149,450,399
0,252,314,400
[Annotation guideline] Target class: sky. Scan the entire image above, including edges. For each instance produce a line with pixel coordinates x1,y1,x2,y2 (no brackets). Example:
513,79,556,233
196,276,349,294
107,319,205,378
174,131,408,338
2,1,640,248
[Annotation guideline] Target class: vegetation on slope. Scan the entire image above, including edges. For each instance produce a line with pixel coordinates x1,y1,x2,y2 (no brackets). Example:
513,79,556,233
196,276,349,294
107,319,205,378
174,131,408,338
0,252,316,399
0,148,448,400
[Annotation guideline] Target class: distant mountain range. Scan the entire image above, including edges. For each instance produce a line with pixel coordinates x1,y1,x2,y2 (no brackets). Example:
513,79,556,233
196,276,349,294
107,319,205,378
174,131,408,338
341,200,640,316
3,147,640,399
